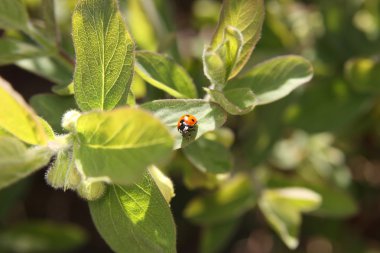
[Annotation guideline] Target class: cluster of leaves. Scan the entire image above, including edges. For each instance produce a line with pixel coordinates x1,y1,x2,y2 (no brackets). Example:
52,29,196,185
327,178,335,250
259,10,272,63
3,0,378,252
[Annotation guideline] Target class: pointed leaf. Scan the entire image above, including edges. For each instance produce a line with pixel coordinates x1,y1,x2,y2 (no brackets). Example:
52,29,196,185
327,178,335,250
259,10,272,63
135,51,197,98
227,55,313,105
141,99,227,149
89,173,177,253
204,87,256,115
74,107,173,184
183,136,233,174
258,187,321,249
0,136,52,190
73,0,135,111
184,174,256,225
0,77,48,145
207,0,265,79
0,0,29,31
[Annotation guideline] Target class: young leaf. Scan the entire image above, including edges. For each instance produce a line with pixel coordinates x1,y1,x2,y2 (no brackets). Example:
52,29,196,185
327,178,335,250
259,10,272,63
206,0,265,80
16,57,73,85
148,165,175,204
204,87,256,115
30,94,78,133
184,174,256,225
74,107,174,184
73,0,135,111
183,136,233,174
258,187,321,249
135,51,197,98
0,38,47,66
227,55,313,105
0,77,48,145
0,0,29,31
89,173,177,253
141,99,227,149
0,136,52,190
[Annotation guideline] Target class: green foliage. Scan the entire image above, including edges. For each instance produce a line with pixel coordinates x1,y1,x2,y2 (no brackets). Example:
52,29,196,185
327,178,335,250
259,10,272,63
74,107,174,184
4,0,375,251
0,221,87,253
89,173,176,253
0,78,48,145
136,51,197,98
72,0,135,111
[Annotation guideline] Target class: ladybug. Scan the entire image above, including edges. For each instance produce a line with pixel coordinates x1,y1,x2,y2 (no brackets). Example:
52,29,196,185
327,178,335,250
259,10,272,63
177,114,198,135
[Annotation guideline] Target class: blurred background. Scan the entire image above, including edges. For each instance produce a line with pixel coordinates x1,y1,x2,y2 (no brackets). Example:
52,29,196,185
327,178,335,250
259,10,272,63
0,0,380,252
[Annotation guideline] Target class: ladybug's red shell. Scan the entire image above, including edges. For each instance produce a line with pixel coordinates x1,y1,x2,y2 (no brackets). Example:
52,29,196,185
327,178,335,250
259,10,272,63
177,114,197,135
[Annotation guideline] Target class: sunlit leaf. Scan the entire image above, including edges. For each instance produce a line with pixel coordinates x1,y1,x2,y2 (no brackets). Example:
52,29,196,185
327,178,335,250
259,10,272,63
204,87,256,115
0,77,48,145
73,0,135,111
74,107,173,184
141,99,227,149
227,55,313,105
89,173,177,253
136,51,197,98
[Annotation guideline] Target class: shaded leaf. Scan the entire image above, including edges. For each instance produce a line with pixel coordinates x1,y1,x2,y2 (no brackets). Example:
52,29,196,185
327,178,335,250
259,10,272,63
200,220,239,253
184,174,256,225
30,94,78,133
0,136,52,190
73,0,135,111
183,136,233,174
141,99,227,149
89,173,177,253
345,57,380,93
0,38,47,66
0,0,29,31
74,107,173,184
0,221,87,253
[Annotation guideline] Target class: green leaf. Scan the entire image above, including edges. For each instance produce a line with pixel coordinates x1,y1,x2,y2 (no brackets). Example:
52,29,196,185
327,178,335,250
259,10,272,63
0,221,87,253
0,38,47,66
148,165,175,204
123,0,158,51
200,220,239,253
258,187,321,249
184,174,256,225
16,57,73,85
141,99,227,149
0,0,29,31
0,136,52,190
0,77,48,145
73,0,135,111
30,94,78,133
345,57,380,93
89,173,177,253
41,0,58,42
74,107,173,184
206,0,265,79
203,26,243,87
135,51,197,98
204,87,256,115
51,82,74,96
227,55,313,105
183,136,233,174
